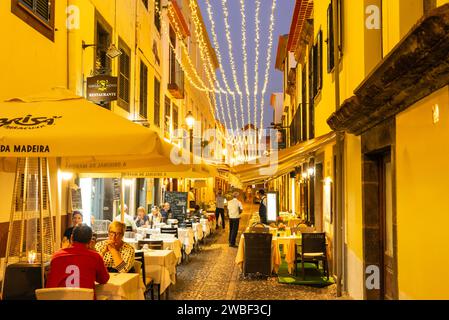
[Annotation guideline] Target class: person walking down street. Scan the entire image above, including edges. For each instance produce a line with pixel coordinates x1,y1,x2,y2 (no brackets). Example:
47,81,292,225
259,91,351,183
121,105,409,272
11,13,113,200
259,189,268,225
227,192,243,248
215,189,226,230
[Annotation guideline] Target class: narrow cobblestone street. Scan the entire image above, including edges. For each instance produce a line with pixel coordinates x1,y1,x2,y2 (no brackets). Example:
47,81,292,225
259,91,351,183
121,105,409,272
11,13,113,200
170,204,339,300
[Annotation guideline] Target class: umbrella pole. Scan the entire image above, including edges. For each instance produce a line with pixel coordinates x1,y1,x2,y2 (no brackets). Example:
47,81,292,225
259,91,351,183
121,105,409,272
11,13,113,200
120,178,125,223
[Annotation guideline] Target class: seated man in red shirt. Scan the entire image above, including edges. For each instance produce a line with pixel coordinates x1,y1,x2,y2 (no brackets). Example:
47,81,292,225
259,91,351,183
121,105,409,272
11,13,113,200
46,223,110,291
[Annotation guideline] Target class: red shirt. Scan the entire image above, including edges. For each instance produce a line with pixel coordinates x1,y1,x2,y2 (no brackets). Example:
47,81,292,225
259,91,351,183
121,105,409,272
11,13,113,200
46,243,110,290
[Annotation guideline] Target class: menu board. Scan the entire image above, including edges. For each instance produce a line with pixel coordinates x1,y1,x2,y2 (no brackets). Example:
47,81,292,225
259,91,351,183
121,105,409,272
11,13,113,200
70,188,83,211
164,192,188,222
267,192,279,223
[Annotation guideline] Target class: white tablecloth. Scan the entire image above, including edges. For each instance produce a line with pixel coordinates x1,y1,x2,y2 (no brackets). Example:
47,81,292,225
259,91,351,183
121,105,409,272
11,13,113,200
124,238,182,264
95,273,145,300
178,228,195,255
200,219,211,236
142,250,177,295
192,223,204,241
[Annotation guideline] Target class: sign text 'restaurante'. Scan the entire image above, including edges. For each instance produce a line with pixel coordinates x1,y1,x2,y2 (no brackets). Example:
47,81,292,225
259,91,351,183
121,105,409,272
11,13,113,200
0,145,50,153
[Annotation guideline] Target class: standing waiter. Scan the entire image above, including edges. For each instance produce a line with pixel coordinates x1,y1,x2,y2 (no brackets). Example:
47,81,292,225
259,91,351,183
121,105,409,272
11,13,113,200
227,192,243,247
258,189,267,225
215,189,226,230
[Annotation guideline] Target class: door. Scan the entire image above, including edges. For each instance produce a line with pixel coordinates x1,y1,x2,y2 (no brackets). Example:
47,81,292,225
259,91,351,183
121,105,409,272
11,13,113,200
379,152,395,300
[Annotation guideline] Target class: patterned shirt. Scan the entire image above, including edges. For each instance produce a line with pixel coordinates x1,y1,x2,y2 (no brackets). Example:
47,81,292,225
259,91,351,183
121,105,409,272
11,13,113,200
95,241,135,273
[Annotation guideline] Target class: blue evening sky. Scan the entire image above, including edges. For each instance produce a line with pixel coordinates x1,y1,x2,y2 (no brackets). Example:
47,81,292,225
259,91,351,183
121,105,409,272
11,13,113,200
197,0,295,131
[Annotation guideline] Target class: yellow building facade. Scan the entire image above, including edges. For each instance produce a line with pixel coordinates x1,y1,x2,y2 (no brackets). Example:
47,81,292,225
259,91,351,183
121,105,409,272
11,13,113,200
0,0,220,252
275,0,449,299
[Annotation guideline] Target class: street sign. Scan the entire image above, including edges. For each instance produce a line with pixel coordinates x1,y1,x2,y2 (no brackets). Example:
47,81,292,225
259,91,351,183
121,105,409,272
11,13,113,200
86,75,118,103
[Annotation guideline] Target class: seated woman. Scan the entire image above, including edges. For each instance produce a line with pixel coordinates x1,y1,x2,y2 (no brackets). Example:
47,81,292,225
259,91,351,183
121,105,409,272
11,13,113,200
62,211,83,248
148,207,162,227
95,221,135,273
134,206,149,228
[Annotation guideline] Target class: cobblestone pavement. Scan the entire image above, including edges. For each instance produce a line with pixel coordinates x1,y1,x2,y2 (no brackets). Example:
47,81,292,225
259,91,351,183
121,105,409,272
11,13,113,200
170,204,343,300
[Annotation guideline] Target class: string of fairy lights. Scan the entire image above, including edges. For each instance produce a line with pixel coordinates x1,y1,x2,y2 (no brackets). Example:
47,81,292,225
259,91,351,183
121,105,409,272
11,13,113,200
150,0,278,160
259,0,278,146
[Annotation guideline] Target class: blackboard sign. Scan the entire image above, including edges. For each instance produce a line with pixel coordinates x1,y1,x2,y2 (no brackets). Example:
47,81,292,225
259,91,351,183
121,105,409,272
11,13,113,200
164,192,188,222
70,188,83,211
113,178,121,201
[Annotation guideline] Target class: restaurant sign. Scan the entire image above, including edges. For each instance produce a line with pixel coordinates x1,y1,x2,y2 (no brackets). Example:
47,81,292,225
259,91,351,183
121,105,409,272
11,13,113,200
86,75,118,103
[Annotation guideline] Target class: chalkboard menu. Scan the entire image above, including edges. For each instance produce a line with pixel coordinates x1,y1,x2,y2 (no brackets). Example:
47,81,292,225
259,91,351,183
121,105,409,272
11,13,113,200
113,178,121,201
70,188,83,211
164,192,188,222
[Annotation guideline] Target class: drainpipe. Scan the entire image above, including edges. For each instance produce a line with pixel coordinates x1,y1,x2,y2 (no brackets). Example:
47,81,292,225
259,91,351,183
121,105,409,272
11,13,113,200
332,0,345,298
134,0,139,121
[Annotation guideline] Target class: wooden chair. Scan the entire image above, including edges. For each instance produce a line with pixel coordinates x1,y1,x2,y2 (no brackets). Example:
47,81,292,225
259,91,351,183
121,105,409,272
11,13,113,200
134,251,154,300
35,288,94,300
296,232,329,280
243,232,273,277
160,227,178,238
137,240,163,250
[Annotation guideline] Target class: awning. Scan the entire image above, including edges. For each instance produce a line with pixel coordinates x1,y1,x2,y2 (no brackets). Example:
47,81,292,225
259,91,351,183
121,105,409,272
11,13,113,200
234,132,336,184
0,88,219,179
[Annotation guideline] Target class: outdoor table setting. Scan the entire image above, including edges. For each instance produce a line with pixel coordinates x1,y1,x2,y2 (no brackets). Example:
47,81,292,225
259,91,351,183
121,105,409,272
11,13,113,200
178,227,195,255
123,235,183,265
95,272,145,300
200,218,211,237
138,249,178,297
192,222,204,241
235,226,302,275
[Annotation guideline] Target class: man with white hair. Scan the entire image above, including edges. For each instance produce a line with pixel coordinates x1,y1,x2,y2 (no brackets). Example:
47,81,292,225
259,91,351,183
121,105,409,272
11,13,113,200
114,204,137,232
227,191,243,248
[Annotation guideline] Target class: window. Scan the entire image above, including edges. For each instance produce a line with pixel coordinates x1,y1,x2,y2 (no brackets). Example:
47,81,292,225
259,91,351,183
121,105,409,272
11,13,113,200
12,0,55,41
164,96,171,139
308,49,315,139
141,0,148,9
95,16,112,75
139,61,148,119
118,39,131,111
154,77,161,127
173,105,179,138
154,0,161,33
302,66,307,141
327,0,343,73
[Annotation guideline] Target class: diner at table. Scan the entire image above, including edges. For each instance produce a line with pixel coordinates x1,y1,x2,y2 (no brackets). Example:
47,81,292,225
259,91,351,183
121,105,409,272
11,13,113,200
95,221,135,273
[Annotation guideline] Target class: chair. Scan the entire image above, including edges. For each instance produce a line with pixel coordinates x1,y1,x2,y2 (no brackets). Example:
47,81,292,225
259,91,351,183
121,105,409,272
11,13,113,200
160,227,178,238
134,251,154,300
35,288,94,300
184,221,193,228
249,223,269,233
296,232,329,280
137,240,163,250
243,233,273,277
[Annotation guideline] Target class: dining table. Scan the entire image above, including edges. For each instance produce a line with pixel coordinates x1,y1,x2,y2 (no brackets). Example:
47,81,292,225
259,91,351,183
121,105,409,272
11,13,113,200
139,249,178,296
235,232,301,275
95,272,145,300
124,237,183,264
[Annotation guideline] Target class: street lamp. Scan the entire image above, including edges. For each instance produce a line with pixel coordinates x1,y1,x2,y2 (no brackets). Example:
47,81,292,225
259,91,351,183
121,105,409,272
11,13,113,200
185,110,195,155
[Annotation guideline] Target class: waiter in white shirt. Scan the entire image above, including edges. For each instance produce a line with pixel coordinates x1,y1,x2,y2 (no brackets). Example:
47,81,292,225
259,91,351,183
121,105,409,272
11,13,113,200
227,191,243,248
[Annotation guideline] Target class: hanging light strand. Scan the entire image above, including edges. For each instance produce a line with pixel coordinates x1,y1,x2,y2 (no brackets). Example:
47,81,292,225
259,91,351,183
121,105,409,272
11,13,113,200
259,0,278,146
160,3,228,141
252,0,261,158
239,0,251,133
220,0,245,134
189,0,238,144
204,0,237,140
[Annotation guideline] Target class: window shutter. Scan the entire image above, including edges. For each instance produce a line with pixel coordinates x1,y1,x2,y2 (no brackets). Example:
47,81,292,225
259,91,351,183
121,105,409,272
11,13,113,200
36,0,50,21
